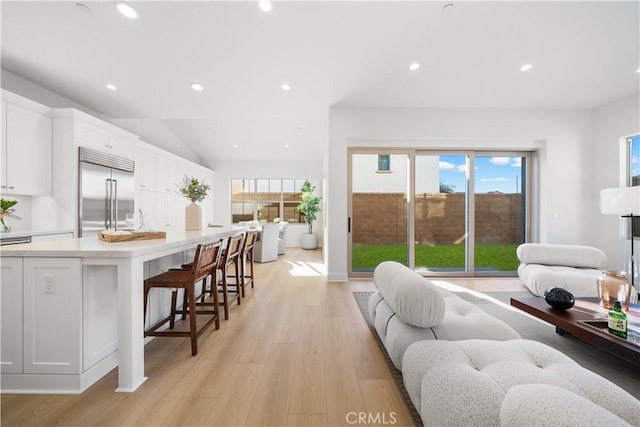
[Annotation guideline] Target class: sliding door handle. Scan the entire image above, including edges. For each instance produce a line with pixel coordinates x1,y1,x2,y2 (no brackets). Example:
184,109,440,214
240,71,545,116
348,217,351,233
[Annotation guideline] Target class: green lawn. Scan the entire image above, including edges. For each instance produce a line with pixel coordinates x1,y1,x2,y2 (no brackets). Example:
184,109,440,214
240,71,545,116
352,243,519,271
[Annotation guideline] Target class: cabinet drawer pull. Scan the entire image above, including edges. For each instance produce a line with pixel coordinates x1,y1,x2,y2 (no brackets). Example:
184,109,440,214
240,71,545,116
8,186,15,189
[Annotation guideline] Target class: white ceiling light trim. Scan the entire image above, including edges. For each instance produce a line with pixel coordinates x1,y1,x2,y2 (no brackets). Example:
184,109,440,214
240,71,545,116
520,63,533,71
409,63,420,71
191,83,204,91
116,2,138,19
259,1,272,13
106,84,117,90
281,83,291,91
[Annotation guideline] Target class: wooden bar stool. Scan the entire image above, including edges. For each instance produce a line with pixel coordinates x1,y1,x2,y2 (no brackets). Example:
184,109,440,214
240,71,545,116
217,233,244,320
239,230,258,295
143,240,223,356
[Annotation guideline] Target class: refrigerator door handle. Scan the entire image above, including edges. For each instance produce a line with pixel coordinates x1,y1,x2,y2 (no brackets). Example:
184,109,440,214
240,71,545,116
113,179,118,231
106,178,113,229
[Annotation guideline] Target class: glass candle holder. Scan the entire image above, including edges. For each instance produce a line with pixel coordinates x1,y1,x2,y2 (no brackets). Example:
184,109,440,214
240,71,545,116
597,270,631,311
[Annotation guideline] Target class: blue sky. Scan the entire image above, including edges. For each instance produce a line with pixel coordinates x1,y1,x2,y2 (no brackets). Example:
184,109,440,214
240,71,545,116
631,136,640,179
439,155,523,194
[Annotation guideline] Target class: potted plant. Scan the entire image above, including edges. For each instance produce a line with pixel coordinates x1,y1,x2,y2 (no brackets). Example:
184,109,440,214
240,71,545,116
177,175,210,231
296,180,321,249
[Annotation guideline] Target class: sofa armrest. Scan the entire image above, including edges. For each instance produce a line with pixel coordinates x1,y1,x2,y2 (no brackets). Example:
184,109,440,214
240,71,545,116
517,243,607,269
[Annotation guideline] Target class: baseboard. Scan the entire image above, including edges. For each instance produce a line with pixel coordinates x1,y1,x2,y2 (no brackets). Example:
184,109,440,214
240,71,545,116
326,272,348,282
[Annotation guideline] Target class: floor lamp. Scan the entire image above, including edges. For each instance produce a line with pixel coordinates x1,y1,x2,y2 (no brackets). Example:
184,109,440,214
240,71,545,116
600,186,640,286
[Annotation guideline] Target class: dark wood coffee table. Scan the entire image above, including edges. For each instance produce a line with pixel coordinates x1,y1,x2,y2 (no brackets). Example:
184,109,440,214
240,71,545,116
510,296,640,366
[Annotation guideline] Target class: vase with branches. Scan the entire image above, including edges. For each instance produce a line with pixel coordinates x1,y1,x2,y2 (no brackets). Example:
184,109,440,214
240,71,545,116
177,175,210,230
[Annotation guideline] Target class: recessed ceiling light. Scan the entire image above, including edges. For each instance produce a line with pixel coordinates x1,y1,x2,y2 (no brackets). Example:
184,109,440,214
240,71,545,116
409,63,420,71
106,84,117,91
233,144,239,148
76,3,91,13
520,64,533,72
637,67,640,73
281,84,291,91
116,2,138,19
259,0,272,12
284,144,289,148
191,83,204,91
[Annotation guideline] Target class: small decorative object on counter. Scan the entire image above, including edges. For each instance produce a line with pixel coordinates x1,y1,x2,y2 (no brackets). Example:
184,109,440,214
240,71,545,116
608,300,628,339
0,196,21,233
597,270,631,311
178,175,210,231
544,287,575,310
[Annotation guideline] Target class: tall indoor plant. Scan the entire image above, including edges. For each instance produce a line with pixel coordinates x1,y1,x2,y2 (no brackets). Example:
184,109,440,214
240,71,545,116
296,180,321,249
178,175,210,231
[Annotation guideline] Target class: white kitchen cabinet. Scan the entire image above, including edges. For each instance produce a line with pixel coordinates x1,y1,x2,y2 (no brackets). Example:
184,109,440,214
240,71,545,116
23,258,82,374
156,192,184,229
0,96,52,196
156,154,181,194
135,143,156,191
135,189,157,230
82,266,118,370
1,258,23,374
75,118,134,159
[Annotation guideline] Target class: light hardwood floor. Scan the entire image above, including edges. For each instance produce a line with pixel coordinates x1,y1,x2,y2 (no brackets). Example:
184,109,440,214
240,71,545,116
1,249,526,426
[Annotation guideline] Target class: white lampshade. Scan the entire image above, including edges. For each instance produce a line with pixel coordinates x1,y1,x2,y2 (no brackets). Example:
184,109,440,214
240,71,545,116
600,187,640,215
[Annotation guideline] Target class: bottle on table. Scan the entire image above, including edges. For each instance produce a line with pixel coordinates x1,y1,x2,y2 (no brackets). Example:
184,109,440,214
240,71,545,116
608,300,628,339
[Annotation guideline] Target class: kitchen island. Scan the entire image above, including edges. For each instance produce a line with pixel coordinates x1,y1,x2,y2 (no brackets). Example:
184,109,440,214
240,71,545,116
0,226,243,394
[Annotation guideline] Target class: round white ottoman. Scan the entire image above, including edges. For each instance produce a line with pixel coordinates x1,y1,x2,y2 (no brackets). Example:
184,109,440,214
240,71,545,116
402,339,640,427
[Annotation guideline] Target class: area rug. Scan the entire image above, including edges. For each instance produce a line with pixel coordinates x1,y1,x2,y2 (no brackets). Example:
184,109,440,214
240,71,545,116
353,291,640,410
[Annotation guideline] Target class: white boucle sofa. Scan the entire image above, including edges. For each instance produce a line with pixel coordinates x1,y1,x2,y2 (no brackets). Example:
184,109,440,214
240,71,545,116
403,339,640,427
367,261,521,370
517,243,638,303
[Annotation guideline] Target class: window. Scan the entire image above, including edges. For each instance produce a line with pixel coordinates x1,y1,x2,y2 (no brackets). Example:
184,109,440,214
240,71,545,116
231,178,306,223
629,135,640,186
378,154,390,171
626,135,640,237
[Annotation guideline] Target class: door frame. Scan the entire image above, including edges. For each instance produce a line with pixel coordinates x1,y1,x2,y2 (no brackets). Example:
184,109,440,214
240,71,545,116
348,148,534,278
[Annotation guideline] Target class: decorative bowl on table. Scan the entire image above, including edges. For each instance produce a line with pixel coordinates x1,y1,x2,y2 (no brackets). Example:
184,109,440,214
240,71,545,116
544,287,575,310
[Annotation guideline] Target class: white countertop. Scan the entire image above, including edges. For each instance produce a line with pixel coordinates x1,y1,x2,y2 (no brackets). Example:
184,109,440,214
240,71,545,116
0,226,244,258
0,229,74,239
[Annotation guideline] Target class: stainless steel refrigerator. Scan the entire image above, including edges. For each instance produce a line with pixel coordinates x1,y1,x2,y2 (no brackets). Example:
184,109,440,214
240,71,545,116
78,147,135,237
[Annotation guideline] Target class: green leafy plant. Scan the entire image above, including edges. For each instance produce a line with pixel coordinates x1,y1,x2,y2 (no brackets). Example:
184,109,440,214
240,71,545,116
177,175,210,203
296,180,321,234
0,196,18,212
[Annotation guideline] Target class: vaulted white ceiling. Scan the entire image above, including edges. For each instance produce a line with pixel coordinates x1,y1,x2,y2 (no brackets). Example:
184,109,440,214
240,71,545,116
2,1,638,164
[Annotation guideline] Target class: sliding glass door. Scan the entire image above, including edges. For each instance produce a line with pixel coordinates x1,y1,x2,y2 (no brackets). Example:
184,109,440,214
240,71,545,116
348,149,531,277
473,154,527,274
415,153,469,273
349,152,410,274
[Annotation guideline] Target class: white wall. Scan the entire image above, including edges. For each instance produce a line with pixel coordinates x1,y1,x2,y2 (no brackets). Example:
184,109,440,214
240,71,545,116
591,92,640,271
326,107,595,281
207,159,324,247
351,154,440,194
